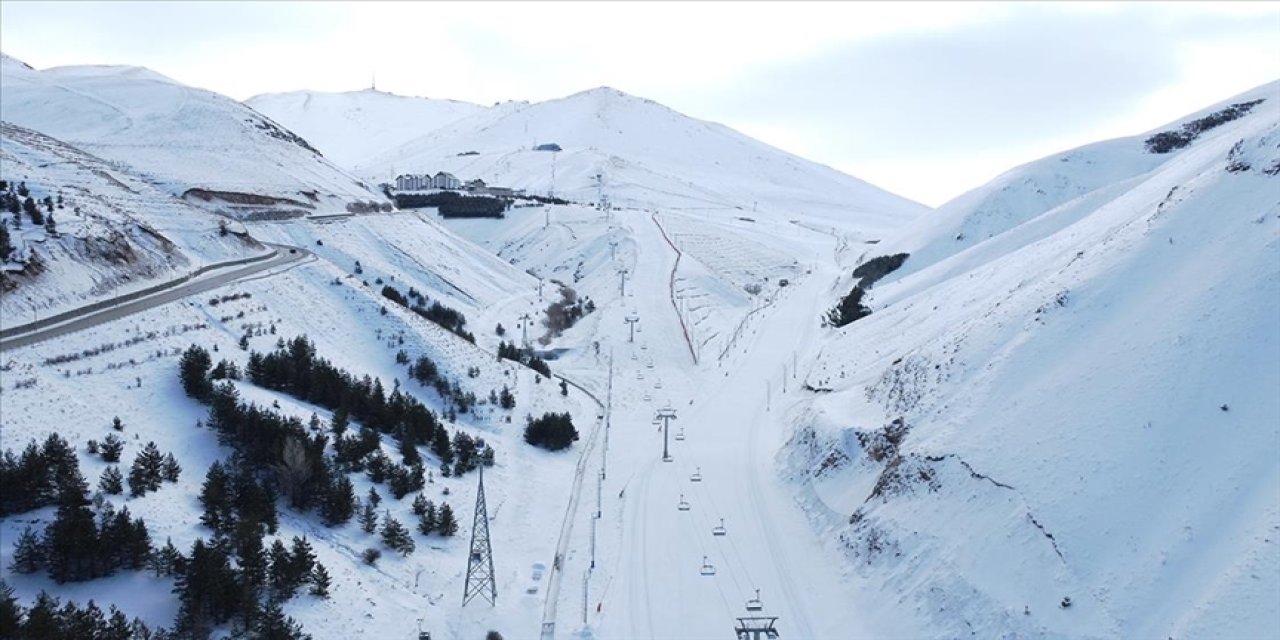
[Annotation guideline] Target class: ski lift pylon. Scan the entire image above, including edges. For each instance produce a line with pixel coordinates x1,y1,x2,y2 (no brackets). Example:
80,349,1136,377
712,518,727,536
746,588,764,612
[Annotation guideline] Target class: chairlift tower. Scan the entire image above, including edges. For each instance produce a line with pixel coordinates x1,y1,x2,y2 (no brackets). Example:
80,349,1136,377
519,313,532,349
462,466,497,606
655,406,677,461
625,313,640,342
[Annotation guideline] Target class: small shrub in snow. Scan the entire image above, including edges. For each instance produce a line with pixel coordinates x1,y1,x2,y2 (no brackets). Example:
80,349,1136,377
524,412,579,451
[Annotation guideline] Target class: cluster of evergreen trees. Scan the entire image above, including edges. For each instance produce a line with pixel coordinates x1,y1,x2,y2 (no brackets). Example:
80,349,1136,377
9,467,152,584
1,180,60,239
168,534,321,638
0,433,82,516
1145,98,1266,154
405,353,479,416
0,581,160,640
411,493,459,538
496,340,552,377
380,283,475,343
851,253,910,288
823,285,872,328
523,412,579,451
393,191,507,218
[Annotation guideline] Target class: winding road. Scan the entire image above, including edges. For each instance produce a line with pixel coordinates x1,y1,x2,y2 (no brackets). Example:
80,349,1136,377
0,242,311,351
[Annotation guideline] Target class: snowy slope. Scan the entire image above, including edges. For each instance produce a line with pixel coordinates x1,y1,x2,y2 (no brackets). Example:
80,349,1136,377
871,80,1280,286
363,87,927,235
786,84,1280,638
245,89,487,170
1,122,267,319
0,54,387,219
0,210,597,639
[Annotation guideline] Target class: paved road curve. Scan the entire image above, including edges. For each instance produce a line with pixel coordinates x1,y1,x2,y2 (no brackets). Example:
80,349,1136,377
0,243,310,352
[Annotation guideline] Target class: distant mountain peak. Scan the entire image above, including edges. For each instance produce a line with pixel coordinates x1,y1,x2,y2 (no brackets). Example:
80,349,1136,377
0,51,34,71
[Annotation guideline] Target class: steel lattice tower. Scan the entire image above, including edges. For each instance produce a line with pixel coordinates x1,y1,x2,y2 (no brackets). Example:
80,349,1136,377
463,465,496,606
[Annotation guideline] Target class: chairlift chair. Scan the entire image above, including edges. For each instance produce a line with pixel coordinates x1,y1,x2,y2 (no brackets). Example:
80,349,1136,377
677,494,691,511
712,518,727,536
699,556,717,576
746,588,764,612
690,467,702,482
674,428,685,441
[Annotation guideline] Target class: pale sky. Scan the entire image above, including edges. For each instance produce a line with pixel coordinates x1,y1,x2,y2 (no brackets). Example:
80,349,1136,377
2,1,1277,206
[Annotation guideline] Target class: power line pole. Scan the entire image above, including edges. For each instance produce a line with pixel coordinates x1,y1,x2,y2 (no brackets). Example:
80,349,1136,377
655,406,677,462
463,466,496,606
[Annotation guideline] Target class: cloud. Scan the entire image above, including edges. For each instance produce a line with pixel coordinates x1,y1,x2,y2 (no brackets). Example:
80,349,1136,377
674,4,1279,204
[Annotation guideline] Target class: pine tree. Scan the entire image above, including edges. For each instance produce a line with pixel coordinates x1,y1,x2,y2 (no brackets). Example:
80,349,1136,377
43,469,98,583
0,580,22,638
127,442,164,497
257,599,310,640
10,526,45,574
380,511,415,556
0,223,13,262
150,537,186,577
268,539,296,599
437,502,458,537
100,434,125,463
319,472,356,526
499,384,516,409
101,607,133,640
366,486,381,508
23,197,43,226
309,563,331,598
411,493,428,516
198,461,233,533
99,465,124,495
358,499,378,534
162,453,182,482
416,500,437,536
289,537,317,588
179,344,213,401
21,591,60,639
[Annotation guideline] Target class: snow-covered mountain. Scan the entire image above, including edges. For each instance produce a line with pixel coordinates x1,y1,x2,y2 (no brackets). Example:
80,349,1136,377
0,54,387,219
1,121,267,319
786,82,1280,638
870,80,1280,287
245,89,487,170
362,87,927,235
